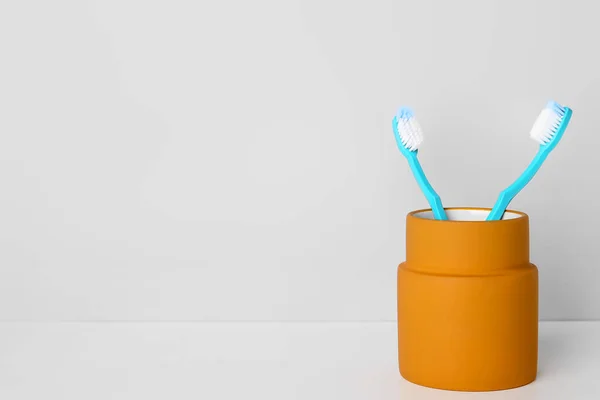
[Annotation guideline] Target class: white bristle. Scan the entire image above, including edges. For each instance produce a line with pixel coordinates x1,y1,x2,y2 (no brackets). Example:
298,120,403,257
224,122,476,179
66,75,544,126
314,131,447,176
396,115,424,151
530,102,565,145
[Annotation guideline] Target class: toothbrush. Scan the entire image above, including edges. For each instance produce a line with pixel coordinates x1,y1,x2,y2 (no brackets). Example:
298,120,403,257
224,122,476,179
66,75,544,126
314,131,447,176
392,107,448,220
487,100,573,221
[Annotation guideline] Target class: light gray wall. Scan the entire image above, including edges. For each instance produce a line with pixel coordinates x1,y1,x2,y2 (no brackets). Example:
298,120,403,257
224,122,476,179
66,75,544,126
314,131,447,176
0,0,598,321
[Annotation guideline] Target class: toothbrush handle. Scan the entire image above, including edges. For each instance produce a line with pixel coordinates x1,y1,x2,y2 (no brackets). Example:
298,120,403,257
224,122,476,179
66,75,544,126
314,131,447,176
406,152,448,220
487,149,549,221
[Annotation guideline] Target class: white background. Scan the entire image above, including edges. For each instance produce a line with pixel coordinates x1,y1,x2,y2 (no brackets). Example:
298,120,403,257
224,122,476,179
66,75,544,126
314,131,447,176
1,0,599,322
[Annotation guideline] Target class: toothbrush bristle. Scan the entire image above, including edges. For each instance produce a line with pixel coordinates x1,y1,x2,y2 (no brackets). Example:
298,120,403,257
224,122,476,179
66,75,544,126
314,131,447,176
395,107,423,151
530,100,567,145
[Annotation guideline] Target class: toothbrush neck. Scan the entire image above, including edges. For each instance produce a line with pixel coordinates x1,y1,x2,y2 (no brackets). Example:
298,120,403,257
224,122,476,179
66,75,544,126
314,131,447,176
539,143,554,157
537,147,550,161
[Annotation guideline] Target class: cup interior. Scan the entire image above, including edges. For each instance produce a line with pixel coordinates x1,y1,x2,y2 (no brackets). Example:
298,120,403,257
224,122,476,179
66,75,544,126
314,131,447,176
413,209,523,221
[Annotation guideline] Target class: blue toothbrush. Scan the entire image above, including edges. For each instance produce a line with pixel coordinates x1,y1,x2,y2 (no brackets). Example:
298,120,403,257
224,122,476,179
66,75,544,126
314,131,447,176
392,107,448,220
487,100,573,221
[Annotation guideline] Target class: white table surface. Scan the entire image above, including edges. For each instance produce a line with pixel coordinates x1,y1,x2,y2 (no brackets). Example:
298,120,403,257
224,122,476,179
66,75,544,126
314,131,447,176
0,321,598,399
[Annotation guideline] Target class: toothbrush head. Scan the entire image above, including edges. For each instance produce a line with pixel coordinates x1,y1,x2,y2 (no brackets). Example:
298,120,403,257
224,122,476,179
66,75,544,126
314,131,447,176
393,107,424,154
530,100,573,151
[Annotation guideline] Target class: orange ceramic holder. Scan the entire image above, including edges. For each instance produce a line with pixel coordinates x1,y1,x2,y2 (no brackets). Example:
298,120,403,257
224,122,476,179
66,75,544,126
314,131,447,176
397,208,538,391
